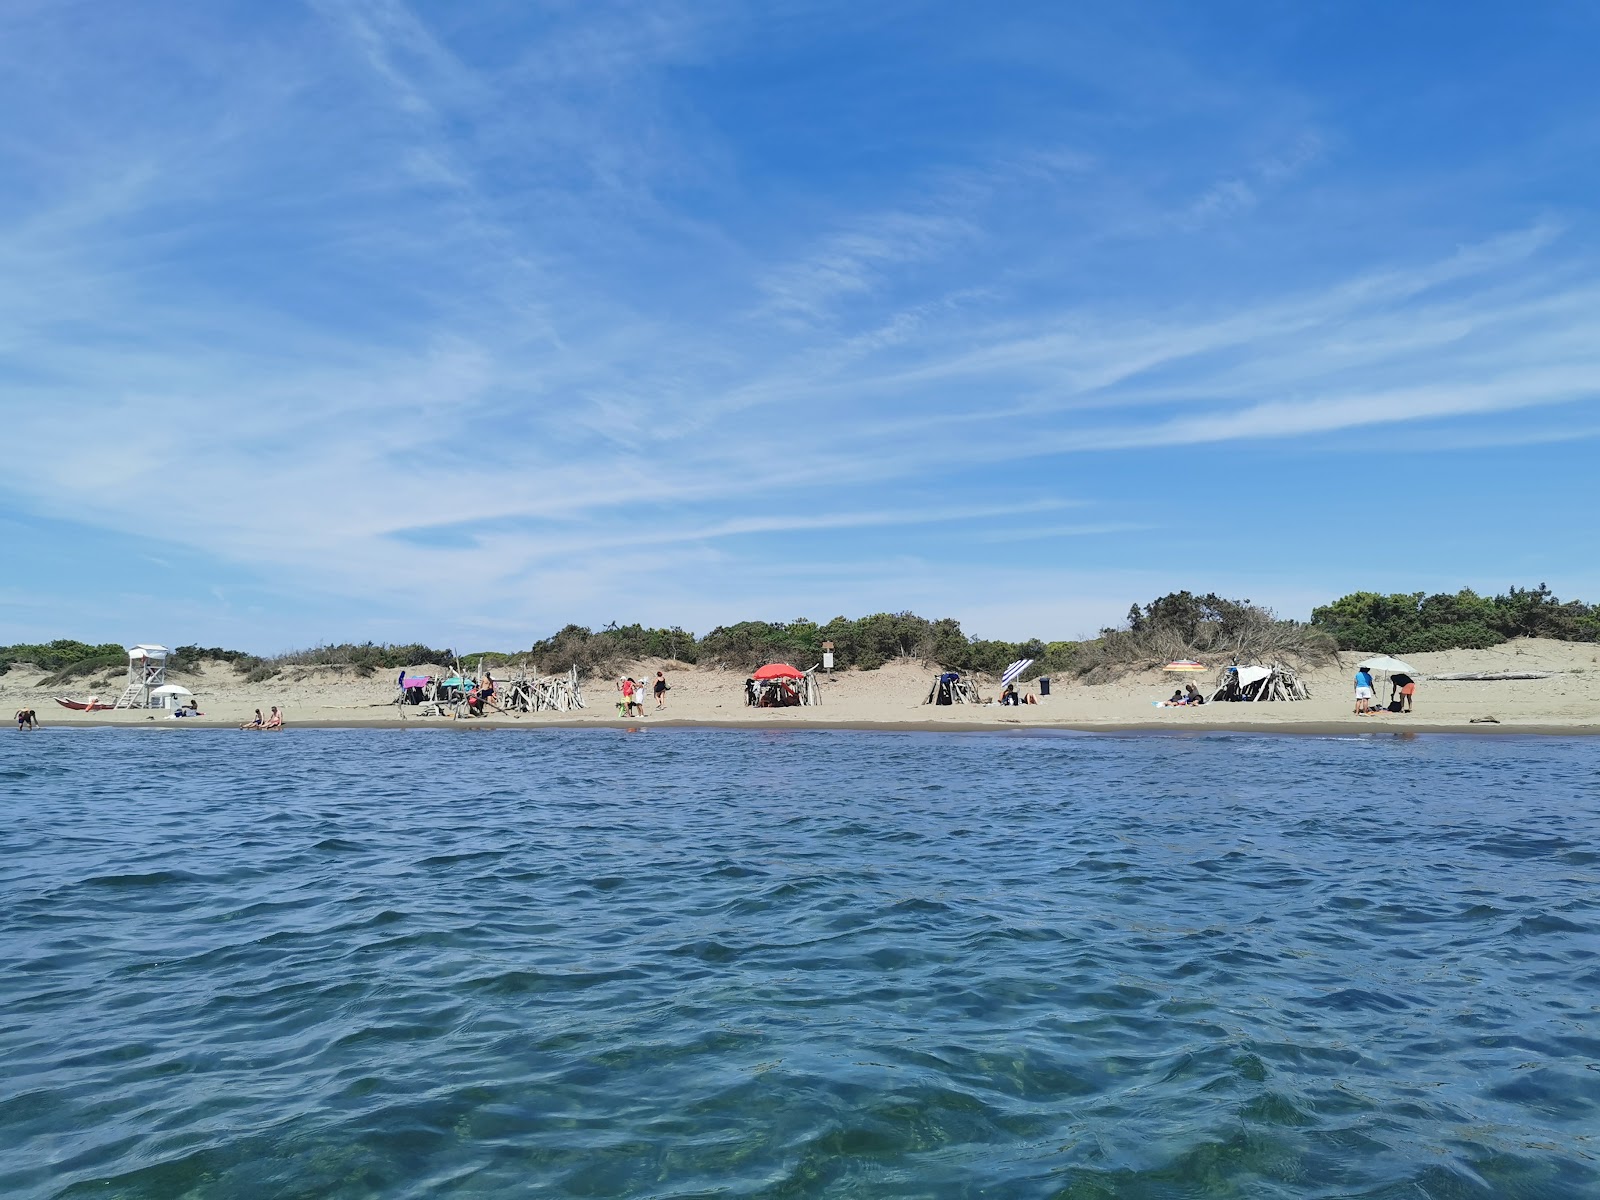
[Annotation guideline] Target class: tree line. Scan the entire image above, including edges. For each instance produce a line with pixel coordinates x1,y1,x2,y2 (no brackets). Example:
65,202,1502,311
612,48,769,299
5,584,1595,683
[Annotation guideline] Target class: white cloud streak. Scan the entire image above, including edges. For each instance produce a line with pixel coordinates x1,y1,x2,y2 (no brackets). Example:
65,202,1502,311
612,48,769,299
0,4,1595,643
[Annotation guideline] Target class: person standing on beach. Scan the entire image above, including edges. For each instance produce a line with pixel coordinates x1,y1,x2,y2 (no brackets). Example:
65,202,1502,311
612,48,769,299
1354,666,1374,714
16,706,38,730
654,671,668,710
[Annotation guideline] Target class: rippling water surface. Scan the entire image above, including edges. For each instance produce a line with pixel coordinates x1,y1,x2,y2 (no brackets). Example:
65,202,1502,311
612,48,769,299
3,729,1599,1198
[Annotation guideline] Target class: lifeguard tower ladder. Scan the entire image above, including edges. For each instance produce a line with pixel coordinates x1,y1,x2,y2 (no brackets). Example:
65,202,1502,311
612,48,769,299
114,644,170,709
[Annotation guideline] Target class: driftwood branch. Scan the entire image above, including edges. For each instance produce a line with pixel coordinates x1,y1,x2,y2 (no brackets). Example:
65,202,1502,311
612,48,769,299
1426,671,1557,681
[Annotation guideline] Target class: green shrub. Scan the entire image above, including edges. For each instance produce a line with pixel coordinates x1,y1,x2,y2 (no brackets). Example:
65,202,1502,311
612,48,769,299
1075,592,1336,680
1311,585,1597,652
0,639,125,677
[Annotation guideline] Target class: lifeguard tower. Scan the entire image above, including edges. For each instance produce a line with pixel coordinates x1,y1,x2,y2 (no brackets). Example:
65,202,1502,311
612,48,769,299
114,644,170,709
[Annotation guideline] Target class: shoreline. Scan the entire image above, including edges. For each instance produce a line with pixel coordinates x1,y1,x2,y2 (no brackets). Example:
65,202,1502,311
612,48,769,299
15,716,1599,737
11,637,1596,737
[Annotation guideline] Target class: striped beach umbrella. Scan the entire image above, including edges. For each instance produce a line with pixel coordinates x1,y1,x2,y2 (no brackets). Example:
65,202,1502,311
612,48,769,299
1000,658,1035,688
1162,660,1208,672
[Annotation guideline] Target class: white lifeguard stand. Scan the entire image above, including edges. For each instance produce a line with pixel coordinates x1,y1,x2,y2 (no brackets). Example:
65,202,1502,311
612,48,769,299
115,644,170,709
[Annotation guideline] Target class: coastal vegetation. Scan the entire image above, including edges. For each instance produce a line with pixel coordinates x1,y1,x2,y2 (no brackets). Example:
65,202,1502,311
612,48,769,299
0,640,126,684
1309,584,1600,654
6,584,1596,684
1075,593,1336,682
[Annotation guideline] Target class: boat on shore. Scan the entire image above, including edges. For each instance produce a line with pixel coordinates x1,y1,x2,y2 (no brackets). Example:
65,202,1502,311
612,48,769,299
54,696,114,711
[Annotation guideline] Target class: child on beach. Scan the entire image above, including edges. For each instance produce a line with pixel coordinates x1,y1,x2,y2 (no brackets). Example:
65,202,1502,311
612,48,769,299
619,678,643,718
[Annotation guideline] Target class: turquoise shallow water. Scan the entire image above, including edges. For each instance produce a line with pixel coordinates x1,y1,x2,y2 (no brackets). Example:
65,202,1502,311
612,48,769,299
2,729,1598,1199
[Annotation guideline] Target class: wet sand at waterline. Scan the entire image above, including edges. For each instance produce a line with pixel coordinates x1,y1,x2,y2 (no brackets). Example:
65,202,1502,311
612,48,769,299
9,637,1598,733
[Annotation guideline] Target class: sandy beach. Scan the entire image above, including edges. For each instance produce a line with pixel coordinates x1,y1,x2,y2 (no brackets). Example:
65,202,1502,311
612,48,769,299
8,637,1598,734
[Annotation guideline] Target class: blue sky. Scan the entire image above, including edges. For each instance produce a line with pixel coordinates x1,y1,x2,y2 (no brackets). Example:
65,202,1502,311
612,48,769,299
2,1,1597,653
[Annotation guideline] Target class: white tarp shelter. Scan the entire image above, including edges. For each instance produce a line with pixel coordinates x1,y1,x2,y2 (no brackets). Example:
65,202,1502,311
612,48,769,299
1233,665,1273,689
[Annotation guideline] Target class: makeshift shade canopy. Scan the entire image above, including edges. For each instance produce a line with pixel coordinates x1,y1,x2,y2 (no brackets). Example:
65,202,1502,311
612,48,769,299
747,665,821,706
1210,663,1310,702
752,663,804,680
925,672,983,705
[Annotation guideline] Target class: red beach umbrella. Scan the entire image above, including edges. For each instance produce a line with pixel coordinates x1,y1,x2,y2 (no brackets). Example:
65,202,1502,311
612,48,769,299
752,663,804,680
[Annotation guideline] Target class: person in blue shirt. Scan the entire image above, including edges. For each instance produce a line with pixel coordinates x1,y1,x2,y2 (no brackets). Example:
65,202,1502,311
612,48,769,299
1354,667,1374,713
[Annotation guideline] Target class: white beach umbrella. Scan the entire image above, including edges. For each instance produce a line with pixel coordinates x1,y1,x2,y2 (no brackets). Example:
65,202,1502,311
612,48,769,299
1357,655,1415,675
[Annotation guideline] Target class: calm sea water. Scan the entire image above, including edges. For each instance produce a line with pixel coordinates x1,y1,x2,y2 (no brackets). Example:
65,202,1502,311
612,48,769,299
2,729,1598,1199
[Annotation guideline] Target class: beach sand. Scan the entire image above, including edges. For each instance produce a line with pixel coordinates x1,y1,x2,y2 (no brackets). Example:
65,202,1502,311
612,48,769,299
8,637,1599,734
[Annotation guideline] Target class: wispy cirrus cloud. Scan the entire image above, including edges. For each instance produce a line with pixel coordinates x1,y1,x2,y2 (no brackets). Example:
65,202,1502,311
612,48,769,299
1,2,1597,647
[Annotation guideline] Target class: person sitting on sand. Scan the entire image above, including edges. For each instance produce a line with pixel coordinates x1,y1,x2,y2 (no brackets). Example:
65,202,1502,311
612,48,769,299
241,709,263,729
263,706,282,730
1000,682,1019,706
1185,683,1205,705
1169,689,1187,705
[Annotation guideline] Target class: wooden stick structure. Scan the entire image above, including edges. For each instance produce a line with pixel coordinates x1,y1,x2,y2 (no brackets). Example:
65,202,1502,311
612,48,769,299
497,664,585,713
924,674,985,704
745,666,823,707
393,660,585,718
1209,664,1312,702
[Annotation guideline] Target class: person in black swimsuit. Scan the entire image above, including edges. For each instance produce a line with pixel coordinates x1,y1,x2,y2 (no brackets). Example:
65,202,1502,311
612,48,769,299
653,671,668,710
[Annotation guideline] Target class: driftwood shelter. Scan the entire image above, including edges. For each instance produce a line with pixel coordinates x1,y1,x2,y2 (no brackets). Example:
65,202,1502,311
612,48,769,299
925,672,984,705
1210,664,1311,702
745,663,821,707
395,661,584,718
